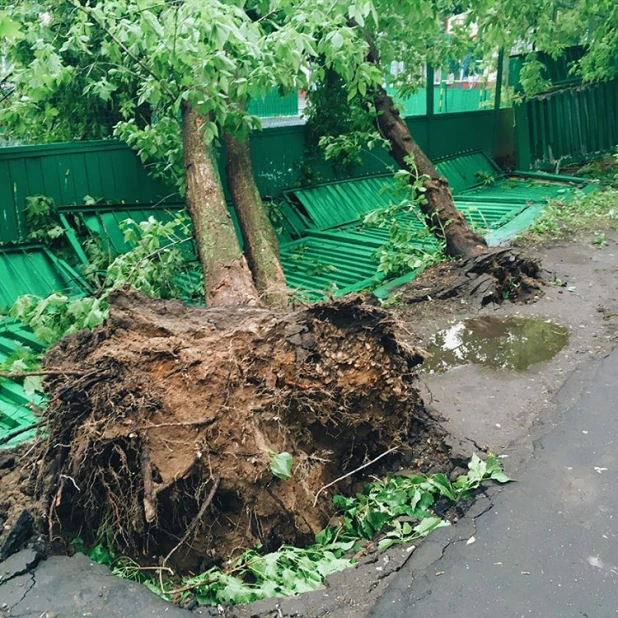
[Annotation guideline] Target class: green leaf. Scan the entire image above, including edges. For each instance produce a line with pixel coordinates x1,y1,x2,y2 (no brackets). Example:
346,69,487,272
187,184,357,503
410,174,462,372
270,452,294,480
0,11,24,41
378,537,397,551
428,474,457,501
414,516,449,537
467,453,487,481
331,31,344,50
23,376,44,399
490,471,512,484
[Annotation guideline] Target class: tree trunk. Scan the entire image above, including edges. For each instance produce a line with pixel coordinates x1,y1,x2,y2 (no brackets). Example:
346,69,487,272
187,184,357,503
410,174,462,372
374,89,488,259
224,131,289,307
181,103,259,307
357,28,487,259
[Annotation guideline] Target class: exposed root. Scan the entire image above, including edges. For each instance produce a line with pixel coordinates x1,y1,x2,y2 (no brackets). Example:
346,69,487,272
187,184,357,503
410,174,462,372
400,247,545,306
31,289,453,572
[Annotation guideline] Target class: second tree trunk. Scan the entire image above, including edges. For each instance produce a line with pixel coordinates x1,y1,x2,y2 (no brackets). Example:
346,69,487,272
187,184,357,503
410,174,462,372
181,104,259,307
374,90,488,259
224,131,289,308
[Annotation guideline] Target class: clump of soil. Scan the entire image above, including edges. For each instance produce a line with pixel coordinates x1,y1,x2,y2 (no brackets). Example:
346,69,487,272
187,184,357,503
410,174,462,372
34,289,452,572
400,247,545,306
0,449,41,560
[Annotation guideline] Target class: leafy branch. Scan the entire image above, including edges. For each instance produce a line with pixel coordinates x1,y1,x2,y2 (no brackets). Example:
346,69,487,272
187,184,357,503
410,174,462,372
75,453,511,607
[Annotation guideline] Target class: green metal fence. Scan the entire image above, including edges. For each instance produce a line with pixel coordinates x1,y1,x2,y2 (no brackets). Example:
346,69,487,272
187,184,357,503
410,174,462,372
514,79,618,170
0,141,178,244
0,109,515,245
248,90,299,118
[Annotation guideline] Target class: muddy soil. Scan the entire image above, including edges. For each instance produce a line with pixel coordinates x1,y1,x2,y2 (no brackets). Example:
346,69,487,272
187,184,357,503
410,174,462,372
30,291,459,572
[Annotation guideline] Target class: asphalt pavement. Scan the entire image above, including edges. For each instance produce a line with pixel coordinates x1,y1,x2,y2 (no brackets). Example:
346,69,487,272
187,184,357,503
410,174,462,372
369,348,618,618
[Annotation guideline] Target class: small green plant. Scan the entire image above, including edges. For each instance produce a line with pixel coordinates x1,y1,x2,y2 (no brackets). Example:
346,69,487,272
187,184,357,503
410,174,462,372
9,213,204,346
106,216,198,300
0,344,42,373
364,160,448,279
332,453,509,550
592,232,608,246
379,292,404,308
270,451,294,481
75,453,510,607
22,195,70,257
476,171,497,186
0,344,45,400
9,293,108,346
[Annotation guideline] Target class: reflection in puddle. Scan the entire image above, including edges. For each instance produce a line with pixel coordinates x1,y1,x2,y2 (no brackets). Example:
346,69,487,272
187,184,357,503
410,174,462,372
423,316,569,373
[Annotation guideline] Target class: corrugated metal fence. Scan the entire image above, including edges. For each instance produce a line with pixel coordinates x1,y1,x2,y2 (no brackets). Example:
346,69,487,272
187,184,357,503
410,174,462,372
0,109,514,245
0,141,177,244
515,79,618,170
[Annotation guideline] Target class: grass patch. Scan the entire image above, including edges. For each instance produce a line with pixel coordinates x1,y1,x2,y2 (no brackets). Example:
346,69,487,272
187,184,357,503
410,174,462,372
74,454,510,607
519,189,618,243
576,155,618,187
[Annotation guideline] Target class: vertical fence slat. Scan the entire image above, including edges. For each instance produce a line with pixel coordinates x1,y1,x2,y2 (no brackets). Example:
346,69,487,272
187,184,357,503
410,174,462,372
517,79,618,169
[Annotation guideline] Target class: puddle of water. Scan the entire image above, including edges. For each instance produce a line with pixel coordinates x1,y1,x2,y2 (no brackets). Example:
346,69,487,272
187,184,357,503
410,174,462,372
423,316,569,374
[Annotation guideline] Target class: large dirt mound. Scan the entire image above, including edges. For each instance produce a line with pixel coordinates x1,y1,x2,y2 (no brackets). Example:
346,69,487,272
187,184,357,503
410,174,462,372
36,290,451,571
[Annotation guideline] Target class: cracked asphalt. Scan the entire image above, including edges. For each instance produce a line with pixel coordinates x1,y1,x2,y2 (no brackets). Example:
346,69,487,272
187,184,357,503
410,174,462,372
1,553,204,618
368,347,618,618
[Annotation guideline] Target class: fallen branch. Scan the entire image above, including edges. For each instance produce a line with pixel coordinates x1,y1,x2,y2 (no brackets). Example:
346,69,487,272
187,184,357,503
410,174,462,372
0,420,45,446
135,418,217,431
313,446,399,507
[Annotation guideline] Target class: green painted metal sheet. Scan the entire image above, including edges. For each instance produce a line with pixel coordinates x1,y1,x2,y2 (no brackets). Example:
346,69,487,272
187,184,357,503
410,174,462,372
280,237,380,299
62,202,189,258
509,47,587,92
0,244,91,310
0,140,181,245
435,151,503,194
0,108,516,244
59,203,206,302
280,152,599,299
0,319,46,448
514,79,618,170
285,176,400,230
458,177,596,202
285,151,508,232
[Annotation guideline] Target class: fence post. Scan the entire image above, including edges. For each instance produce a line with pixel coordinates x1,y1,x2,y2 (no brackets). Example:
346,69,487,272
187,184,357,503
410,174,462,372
494,50,504,111
426,65,434,158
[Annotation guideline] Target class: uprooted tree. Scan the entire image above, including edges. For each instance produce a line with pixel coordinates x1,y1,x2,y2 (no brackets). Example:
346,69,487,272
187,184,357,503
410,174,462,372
0,0,544,580
278,0,490,259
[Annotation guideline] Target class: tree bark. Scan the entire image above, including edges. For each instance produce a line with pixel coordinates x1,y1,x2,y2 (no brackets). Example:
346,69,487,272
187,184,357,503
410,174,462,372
181,103,259,307
373,90,488,259
224,131,289,308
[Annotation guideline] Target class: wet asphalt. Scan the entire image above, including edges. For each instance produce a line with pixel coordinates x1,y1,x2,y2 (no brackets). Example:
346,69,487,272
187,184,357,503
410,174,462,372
369,347,618,618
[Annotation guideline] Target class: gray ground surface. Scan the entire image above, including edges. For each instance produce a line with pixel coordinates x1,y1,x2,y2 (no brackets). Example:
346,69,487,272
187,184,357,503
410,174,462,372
0,552,215,618
369,345,618,618
2,236,618,617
